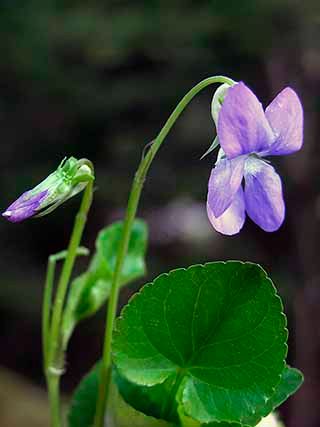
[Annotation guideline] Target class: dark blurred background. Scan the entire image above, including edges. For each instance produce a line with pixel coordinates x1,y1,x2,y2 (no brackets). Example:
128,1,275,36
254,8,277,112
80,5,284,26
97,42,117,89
0,1,319,426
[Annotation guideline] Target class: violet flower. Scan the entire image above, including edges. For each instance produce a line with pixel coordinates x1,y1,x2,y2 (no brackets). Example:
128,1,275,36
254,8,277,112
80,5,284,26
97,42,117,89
2,157,94,223
207,82,303,235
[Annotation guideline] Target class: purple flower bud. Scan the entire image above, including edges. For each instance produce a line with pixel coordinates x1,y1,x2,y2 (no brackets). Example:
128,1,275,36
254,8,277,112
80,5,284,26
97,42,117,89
2,157,94,223
3,190,49,223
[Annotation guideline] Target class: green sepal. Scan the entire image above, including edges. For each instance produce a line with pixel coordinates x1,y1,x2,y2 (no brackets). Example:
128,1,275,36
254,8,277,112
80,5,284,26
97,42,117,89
211,82,233,125
200,136,219,160
34,157,95,218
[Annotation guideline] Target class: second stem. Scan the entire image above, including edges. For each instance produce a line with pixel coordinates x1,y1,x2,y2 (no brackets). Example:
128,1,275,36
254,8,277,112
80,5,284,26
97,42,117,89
94,75,235,427
46,180,93,427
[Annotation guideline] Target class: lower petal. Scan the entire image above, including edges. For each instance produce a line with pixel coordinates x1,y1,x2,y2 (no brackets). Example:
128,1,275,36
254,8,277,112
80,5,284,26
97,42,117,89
244,158,285,232
207,155,246,218
207,187,245,236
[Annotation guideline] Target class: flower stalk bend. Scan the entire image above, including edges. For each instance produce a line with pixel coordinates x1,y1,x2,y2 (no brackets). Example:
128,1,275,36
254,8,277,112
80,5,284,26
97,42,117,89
93,75,235,427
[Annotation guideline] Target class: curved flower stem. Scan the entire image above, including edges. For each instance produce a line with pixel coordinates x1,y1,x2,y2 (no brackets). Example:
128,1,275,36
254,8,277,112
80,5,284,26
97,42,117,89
93,75,234,427
46,179,94,427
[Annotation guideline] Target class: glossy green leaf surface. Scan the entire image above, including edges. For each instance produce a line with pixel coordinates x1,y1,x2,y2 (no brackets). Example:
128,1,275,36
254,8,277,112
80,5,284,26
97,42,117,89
62,219,147,347
180,365,302,427
269,366,303,410
113,262,288,425
245,365,303,425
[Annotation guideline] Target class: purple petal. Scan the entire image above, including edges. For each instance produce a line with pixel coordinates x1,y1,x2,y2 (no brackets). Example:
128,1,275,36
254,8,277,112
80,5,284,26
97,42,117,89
2,190,48,223
207,156,246,218
217,82,275,159
5,191,32,211
264,87,303,155
207,187,246,235
244,158,285,232
3,205,38,223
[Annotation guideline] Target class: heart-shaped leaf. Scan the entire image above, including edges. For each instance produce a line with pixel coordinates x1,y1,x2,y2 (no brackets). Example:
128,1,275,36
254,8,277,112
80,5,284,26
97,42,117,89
62,219,148,348
113,262,288,425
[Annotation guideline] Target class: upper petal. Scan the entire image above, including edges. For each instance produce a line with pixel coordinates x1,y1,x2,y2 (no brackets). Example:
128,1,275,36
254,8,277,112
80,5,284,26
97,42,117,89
264,87,303,155
244,158,285,232
207,155,246,218
207,187,246,236
217,82,275,159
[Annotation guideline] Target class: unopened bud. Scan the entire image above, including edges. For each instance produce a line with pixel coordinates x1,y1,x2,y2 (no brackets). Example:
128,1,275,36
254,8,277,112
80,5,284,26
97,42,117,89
2,157,94,223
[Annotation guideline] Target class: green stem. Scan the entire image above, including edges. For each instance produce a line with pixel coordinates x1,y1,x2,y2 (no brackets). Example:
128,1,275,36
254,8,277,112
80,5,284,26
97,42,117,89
42,248,89,370
93,172,143,426
46,180,93,427
94,75,234,427
42,255,56,370
47,373,61,427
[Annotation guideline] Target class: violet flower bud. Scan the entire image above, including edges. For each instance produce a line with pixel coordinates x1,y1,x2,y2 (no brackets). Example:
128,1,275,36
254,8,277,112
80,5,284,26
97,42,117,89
2,157,94,223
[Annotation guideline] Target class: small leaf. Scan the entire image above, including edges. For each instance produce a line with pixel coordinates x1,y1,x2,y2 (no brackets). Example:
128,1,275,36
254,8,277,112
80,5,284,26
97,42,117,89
96,220,148,285
114,367,179,423
113,262,288,425
68,362,101,427
62,219,148,348
111,384,175,427
68,363,174,427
